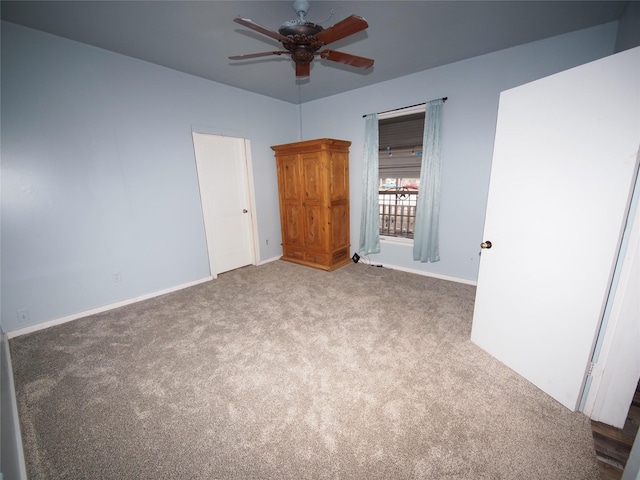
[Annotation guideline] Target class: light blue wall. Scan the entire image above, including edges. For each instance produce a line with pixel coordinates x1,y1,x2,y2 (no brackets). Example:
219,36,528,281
300,22,619,282
1,22,297,332
1,20,622,333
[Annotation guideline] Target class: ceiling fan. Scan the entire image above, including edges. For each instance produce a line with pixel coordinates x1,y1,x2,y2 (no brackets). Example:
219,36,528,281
229,0,374,79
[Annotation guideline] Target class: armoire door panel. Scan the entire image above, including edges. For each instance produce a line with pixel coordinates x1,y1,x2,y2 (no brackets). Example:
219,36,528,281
331,201,349,249
302,153,324,203
330,153,349,201
303,204,325,249
283,204,302,245
280,155,301,202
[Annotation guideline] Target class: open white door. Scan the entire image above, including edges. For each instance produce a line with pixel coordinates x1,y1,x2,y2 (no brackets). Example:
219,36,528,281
471,47,640,411
192,133,256,276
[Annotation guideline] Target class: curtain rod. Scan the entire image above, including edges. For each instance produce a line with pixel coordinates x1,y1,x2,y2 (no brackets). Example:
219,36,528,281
363,97,447,118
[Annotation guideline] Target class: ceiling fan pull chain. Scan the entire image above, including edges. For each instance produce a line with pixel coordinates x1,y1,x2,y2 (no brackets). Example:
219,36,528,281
316,7,340,25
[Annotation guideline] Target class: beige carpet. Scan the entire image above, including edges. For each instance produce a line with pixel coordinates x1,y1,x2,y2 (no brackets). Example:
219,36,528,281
10,260,600,479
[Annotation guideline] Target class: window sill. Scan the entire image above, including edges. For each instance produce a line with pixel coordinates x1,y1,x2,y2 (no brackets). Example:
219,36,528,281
380,236,414,246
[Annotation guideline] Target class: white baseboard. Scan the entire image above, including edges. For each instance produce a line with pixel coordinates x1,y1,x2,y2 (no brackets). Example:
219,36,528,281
379,263,477,286
256,256,281,266
7,276,214,339
1,333,28,479
260,255,476,285
7,260,474,339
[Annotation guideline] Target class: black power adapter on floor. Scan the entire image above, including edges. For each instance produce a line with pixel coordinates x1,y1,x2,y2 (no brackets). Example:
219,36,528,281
352,253,360,263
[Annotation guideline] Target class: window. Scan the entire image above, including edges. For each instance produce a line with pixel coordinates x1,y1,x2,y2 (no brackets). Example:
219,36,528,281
378,109,425,239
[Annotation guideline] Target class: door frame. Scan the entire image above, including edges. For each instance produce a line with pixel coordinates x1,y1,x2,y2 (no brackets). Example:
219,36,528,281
581,153,640,427
191,129,260,278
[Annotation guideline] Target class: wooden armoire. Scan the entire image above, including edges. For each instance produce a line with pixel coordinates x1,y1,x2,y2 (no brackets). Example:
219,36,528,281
271,138,351,271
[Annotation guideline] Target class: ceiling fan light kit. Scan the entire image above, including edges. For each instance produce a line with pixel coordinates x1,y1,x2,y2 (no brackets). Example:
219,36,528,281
229,0,374,79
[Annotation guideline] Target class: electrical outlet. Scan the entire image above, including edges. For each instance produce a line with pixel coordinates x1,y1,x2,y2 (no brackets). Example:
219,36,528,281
17,308,30,323
112,271,122,283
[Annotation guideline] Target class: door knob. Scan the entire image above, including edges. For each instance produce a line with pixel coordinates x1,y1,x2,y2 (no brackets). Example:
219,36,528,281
481,241,492,249
243,209,248,213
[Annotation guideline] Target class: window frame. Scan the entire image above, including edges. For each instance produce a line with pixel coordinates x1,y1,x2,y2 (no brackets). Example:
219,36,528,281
378,105,426,242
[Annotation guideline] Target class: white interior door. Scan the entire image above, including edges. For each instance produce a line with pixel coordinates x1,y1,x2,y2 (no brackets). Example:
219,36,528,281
471,47,640,411
192,133,255,276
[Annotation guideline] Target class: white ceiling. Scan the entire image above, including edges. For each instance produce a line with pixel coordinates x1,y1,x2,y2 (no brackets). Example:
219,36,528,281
1,1,629,104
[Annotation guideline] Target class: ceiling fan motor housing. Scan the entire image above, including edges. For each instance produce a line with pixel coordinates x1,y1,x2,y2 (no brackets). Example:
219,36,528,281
279,20,325,64
278,19,323,38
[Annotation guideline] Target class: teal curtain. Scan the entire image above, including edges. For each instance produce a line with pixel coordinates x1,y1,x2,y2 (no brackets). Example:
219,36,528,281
413,99,444,263
359,113,380,255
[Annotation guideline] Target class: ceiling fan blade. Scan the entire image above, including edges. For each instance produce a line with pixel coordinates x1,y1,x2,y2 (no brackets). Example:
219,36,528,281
319,50,374,69
314,14,368,46
296,62,311,78
233,17,288,42
229,51,289,60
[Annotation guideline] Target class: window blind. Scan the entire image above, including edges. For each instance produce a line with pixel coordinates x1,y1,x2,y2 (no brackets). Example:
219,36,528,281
379,112,425,178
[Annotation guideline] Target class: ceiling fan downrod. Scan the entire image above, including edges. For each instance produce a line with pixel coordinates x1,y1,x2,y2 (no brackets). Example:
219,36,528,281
293,0,311,20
